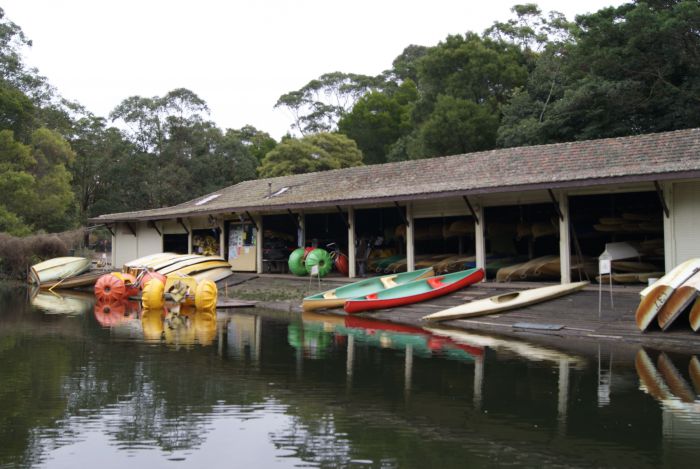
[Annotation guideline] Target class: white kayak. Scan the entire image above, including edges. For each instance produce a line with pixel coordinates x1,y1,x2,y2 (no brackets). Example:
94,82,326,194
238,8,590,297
422,281,589,322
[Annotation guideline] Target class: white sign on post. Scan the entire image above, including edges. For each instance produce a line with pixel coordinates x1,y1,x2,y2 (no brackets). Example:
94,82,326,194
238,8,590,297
310,265,319,276
599,259,611,275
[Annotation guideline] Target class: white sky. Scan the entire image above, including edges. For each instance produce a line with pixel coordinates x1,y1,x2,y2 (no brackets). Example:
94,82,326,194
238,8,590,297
3,0,626,140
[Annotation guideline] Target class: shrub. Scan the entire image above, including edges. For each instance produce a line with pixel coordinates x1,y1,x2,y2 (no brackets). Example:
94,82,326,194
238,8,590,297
0,229,87,280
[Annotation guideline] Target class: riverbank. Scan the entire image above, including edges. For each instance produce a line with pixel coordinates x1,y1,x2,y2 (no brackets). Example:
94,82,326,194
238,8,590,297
223,273,700,355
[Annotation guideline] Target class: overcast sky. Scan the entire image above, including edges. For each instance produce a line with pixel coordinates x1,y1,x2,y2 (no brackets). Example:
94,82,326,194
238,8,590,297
4,0,627,139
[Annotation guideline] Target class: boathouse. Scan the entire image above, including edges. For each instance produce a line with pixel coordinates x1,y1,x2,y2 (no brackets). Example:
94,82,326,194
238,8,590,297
89,128,700,283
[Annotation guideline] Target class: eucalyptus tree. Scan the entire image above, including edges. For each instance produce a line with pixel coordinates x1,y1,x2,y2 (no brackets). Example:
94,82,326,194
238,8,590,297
275,72,384,135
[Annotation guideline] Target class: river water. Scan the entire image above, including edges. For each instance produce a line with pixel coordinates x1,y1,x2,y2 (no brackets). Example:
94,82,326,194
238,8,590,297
1,283,699,468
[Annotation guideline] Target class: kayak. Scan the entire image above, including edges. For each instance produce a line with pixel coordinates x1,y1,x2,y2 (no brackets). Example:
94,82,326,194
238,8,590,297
302,267,435,311
422,281,589,322
343,268,484,314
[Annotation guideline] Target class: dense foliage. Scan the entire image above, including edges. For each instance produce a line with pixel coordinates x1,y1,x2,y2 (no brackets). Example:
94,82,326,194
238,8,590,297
1,1,699,236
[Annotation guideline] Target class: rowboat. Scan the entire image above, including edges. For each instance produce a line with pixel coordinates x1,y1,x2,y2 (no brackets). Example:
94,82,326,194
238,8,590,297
38,269,111,290
657,270,700,330
343,268,484,314
302,267,435,311
29,257,92,285
31,289,95,315
422,281,589,322
190,266,234,283
635,258,700,331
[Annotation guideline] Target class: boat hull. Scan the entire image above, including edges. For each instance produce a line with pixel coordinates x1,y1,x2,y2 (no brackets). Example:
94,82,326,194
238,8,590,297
30,257,91,285
657,271,700,330
422,281,589,322
635,258,700,331
343,268,484,314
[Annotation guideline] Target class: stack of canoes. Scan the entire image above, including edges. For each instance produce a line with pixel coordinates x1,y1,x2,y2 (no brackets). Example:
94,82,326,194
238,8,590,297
494,255,598,283
635,258,700,332
302,267,484,314
593,213,662,234
123,253,233,283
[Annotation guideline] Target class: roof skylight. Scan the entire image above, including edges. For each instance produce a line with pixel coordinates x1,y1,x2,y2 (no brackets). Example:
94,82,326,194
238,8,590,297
195,194,221,206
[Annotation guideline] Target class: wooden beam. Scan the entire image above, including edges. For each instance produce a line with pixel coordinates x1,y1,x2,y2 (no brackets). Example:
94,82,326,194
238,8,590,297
394,202,409,228
177,218,190,234
547,189,565,221
245,211,259,231
336,205,349,230
462,196,480,225
654,181,670,218
148,220,161,236
125,222,137,236
287,209,301,230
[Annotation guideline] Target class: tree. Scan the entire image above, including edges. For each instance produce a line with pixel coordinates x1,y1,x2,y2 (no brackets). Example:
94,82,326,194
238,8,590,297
337,81,418,165
225,125,277,165
258,133,363,178
27,128,77,231
419,95,500,157
275,72,383,135
110,88,209,154
498,0,700,145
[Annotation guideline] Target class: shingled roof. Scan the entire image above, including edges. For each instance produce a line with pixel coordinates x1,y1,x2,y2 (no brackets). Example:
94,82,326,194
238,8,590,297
90,128,700,223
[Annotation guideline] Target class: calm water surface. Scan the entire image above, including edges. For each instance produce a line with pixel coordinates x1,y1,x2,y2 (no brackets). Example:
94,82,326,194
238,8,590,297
1,283,699,468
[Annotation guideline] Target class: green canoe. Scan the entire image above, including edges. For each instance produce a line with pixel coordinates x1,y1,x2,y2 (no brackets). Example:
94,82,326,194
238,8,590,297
302,267,435,311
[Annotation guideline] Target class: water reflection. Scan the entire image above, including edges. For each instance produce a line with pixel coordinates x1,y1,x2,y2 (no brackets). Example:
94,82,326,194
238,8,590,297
30,288,95,315
5,283,700,467
635,349,700,461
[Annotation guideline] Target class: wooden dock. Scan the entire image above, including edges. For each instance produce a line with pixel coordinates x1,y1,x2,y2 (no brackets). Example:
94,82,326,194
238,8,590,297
356,282,700,354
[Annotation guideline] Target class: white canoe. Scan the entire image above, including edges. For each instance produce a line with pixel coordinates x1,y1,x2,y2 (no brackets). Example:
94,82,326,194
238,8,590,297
635,258,700,331
422,281,589,322
29,257,91,285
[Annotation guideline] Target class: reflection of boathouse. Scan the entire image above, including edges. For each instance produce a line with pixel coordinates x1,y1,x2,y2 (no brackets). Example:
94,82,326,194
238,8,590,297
91,128,700,283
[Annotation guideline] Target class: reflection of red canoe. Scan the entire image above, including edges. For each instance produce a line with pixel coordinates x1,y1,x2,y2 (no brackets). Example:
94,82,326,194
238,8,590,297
344,315,483,357
344,268,484,314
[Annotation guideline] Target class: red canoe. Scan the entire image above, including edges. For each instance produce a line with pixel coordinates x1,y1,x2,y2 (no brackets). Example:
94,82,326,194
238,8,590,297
344,267,484,314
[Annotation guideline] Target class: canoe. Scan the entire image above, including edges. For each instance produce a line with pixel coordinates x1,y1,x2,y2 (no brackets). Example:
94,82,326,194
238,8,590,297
302,267,435,311
38,269,112,290
657,270,700,330
343,267,484,314
149,254,205,273
29,257,92,285
122,252,180,274
635,258,700,331
422,281,589,322
688,297,700,332
165,259,231,277
157,255,226,275
190,266,234,283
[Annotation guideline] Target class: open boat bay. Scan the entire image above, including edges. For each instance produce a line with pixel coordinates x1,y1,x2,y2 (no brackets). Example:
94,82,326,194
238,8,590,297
2,284,700,468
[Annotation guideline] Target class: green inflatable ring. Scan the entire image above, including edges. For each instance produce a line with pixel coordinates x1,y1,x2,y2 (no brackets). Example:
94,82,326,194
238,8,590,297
305,248,333,277
288,248,308,276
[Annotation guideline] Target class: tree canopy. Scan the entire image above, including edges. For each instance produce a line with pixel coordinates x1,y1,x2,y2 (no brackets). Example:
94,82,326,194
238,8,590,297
2,2,700,236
